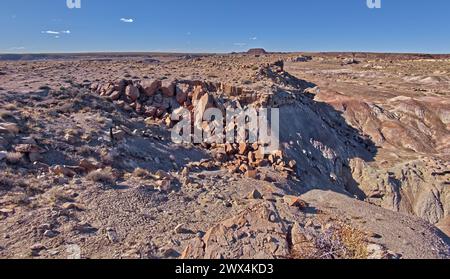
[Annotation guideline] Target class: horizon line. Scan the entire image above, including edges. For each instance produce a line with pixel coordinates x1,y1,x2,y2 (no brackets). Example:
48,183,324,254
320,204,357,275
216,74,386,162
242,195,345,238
1,50,450,56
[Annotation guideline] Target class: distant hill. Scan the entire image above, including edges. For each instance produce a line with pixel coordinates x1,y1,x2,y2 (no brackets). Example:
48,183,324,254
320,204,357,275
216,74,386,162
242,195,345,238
246,48,268,55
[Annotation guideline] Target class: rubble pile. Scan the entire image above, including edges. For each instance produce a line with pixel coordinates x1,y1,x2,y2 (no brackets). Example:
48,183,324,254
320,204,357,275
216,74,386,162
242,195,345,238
84,62,308,178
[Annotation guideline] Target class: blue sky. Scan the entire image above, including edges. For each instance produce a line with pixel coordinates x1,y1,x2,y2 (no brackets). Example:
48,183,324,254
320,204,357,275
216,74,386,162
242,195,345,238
0,0,449,53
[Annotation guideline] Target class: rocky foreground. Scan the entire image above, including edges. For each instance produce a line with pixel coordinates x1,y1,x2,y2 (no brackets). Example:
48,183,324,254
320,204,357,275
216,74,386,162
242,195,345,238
0,52,449,259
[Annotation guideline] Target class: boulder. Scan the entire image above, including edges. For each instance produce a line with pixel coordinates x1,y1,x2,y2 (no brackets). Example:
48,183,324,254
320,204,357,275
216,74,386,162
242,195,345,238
141,80,161,96
238,143,248,155
161,80,176,97
176,84,190,105
115,79,128,93
109,91,122,101
181,203,289,259
192,86,205,103
247,189,263,200
194,93,214,120
28,152,43,163
144,106,157,118
125,85,140,102
246,169,258,179
283,195,309,209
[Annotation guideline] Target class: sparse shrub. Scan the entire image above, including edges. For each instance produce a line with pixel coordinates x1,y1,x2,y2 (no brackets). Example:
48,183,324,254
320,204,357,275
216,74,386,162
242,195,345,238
77,145,94,156
3,103,17,111
86,168,115,185
0,110,14,119
289,222,368,259
11,193,30,206
0,174,27,191
0,176,14,191
100,150,118,166
338,225,368,259
50,192,75,204
6,152,23,165
95,116,105,124
133,168,150,178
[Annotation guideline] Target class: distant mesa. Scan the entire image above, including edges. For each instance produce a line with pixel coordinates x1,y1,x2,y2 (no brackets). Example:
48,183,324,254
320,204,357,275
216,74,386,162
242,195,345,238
246,48,267,56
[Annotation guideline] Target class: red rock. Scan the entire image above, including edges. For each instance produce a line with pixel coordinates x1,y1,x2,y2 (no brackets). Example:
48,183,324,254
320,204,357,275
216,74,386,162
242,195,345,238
192,85,205,102
125,85,140,102
79,159,100,173
161,80,176,97
194,93,214,119
141,80,161,96
246,169,258,179
238,143,248,155
109,90,121,101
144,106,157,117
176,84,190,105
283,196,309,209
50,165,77,177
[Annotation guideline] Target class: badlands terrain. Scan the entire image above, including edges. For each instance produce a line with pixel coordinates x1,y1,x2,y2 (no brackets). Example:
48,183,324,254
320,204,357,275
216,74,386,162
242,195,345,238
0,51,449,259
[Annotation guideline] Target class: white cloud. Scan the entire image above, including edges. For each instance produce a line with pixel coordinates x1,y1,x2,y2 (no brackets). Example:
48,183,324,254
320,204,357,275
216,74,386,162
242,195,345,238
42,30,60,35
120,18,134,23
9,46,25,50
250,37,257,40
41,30,71,37
233,43,247,47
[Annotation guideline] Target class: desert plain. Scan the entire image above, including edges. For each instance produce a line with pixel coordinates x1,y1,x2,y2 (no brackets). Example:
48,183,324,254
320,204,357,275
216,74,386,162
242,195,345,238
0,51,449,259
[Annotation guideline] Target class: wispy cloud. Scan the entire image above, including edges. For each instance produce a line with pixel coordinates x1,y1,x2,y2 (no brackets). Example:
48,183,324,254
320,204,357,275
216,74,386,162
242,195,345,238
41,30,71,38
9,46,26,51
120,18,134,23
233,42,247,47
42,30,60,35
249,37,257,40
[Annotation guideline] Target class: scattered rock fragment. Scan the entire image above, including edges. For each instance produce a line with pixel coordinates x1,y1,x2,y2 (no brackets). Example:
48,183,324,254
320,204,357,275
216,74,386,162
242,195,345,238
283,195,309,209
247,189,263,200
0,123,20,135
50,165,77,177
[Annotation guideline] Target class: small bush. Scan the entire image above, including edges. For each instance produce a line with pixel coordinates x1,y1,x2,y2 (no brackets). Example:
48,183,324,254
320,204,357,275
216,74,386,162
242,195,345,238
3,104,17,111
86,168,115,185
77,145,94,156
0,110,14,119
0,176,14,190
6,152,23,165
133,168,150,178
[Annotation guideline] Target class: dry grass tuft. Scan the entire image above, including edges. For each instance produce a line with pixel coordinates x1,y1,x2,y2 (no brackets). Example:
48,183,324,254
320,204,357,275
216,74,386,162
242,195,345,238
337,224,368,259
0,110,14,119
3,103,17,111
132,168,150,178
289,222,368,259
0,176,15,191
86,167,116,185
6,152,23,165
